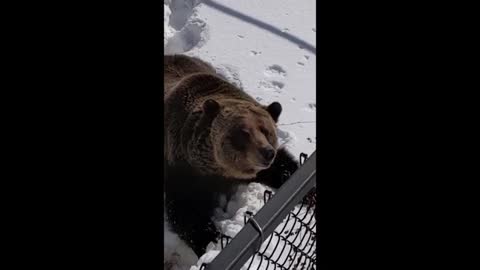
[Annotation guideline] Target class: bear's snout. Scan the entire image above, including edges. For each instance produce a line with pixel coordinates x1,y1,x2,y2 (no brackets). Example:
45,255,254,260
259,146,276,164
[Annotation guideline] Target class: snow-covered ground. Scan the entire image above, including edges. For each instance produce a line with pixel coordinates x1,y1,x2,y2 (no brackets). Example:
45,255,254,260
164,0,316,269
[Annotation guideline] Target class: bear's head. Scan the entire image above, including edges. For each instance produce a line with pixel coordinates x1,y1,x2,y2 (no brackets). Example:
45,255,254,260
203,99,283,179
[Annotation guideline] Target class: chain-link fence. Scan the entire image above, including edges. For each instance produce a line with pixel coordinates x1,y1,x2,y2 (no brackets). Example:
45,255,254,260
201,151,317,270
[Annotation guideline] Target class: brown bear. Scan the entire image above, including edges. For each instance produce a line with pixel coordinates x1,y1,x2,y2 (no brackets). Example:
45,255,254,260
164,54,283,180
163,54,300,259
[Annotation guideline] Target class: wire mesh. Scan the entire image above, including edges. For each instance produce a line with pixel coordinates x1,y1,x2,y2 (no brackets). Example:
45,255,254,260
242,188,316,270
202,151,317,270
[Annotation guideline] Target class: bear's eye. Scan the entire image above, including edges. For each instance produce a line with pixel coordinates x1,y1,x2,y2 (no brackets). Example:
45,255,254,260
230,128,250,150
260,127,270,136
241,129,250,138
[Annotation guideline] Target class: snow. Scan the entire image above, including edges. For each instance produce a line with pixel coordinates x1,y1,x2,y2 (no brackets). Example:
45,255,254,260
164,0,316,269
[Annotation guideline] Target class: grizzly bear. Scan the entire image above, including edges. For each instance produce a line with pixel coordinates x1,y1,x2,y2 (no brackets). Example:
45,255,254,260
163,54,299,258
164,54,283,180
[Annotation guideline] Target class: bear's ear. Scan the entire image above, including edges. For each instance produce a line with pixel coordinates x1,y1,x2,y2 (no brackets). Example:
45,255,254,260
266,102,282,122
203,99,220,117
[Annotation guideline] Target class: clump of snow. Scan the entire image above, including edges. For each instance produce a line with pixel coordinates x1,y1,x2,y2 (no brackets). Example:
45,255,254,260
214,183,273,239
164,0,316,269
189,250,220,270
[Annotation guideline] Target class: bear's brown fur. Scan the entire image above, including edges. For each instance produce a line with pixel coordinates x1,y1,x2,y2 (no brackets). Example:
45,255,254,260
164,54,283,179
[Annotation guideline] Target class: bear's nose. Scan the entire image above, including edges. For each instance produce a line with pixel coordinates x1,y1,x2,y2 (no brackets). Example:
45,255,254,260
260,147,275,162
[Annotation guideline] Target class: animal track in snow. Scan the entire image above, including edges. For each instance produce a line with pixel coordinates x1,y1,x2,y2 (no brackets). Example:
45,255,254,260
166,0,197,30
165,20,207,54
303,103,316,112
260,65,287,97
250,50,262,56
258,80,284,93
264,64,287,77
271,81,285,89
164,0,208,54
296,55,310,66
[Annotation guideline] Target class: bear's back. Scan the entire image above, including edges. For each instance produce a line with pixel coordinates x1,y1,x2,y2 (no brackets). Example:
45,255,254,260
164,54,216,95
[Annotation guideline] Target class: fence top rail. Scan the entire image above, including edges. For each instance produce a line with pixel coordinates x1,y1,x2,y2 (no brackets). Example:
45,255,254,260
205,151,317,270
